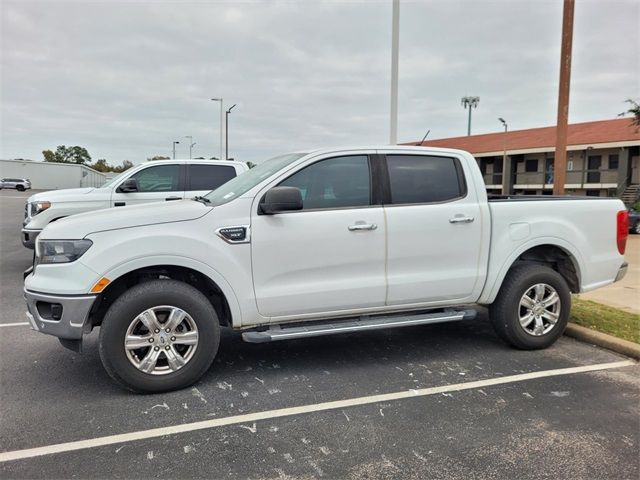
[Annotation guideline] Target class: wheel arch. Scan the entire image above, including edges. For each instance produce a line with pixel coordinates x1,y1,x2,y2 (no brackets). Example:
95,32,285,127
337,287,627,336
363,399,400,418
480,238,583,304
89,256,242,329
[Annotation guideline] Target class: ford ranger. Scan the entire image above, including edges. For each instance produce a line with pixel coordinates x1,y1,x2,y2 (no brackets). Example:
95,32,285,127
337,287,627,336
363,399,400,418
23,146,629,392
21,159,248,248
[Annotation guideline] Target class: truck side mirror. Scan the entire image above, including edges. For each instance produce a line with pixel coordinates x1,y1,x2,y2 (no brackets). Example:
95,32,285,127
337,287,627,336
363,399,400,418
259,186,303,214
118,178,138,193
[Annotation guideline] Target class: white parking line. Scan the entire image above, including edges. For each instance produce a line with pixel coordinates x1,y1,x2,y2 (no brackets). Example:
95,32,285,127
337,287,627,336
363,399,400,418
0,322,29,327
0,359,634,463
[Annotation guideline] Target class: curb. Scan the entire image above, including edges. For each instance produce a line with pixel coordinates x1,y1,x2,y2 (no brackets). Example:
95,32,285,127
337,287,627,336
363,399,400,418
565,323,640,360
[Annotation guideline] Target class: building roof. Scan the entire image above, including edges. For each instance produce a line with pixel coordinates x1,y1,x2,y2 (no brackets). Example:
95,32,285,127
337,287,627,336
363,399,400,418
409,118,640,155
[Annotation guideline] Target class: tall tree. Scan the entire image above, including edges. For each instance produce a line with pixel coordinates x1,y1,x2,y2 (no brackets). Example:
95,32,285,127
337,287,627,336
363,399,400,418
43,145,91,164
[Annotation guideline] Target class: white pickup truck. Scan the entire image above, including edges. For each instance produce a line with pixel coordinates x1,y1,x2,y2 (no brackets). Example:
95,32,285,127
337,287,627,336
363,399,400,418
23,146,629,392
21,159,248,248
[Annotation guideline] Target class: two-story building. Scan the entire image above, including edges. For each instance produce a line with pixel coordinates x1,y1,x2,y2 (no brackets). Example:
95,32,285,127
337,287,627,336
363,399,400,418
412,118,640,201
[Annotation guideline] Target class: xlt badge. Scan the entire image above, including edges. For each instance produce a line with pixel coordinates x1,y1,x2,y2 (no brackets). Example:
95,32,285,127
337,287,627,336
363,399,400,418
216,226,250,244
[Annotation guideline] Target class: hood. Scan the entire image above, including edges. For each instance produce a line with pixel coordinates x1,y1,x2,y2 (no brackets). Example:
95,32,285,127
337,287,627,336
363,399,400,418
40,199,211,240
28,187,97,203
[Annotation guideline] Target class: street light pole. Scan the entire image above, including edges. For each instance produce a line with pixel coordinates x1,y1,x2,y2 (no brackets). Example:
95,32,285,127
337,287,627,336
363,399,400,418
211,98,224,161
389,0,400,145
184,136,195,159
461,96,480,136
499,118,508,193
172,141,180,160
225,104,237,160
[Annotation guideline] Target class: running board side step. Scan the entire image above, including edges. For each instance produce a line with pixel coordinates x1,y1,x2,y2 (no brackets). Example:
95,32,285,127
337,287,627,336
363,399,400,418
242,309,477,343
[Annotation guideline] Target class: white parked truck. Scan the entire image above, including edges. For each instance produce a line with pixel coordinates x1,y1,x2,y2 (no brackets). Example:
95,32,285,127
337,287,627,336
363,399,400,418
21,159,248,248
23,146,629,392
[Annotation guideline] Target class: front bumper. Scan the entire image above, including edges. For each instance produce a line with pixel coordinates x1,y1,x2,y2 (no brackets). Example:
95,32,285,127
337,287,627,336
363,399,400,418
21,228,41,249
24,288,97,340
614,262,628,283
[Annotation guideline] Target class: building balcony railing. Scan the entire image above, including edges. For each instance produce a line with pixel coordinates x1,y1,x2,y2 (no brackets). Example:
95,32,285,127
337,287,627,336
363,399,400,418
508,169,619,188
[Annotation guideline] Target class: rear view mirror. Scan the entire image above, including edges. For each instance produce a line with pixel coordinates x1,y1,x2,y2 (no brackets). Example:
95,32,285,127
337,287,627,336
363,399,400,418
259,186,303,214
118,178,138,193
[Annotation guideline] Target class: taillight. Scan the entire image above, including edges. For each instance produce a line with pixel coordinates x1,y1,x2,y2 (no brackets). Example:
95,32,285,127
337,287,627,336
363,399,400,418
617,210,629,255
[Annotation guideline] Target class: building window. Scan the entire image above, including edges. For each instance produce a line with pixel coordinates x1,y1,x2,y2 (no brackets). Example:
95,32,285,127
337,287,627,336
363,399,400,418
609,154,619,170
525,159,538,172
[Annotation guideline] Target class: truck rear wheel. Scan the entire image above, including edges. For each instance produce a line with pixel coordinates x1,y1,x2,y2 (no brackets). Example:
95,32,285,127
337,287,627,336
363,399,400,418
99,279,220,393
490,264,570,350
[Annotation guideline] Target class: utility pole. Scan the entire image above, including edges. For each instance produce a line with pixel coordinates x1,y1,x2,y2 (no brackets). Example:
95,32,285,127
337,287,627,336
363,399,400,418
172,141,180,160
553,0,575,195
389,0,400,144
184,136,196,159
461,96,480,136
211,98,224,160
225,104,237,160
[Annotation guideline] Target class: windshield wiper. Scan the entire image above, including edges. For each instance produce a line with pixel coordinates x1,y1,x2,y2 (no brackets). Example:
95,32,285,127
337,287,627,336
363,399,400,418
192,195,211,205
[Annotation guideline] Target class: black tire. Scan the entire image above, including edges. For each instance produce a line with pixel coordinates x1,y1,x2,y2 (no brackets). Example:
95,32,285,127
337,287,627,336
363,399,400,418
16,185,25,191
99,279,220,393
632,222,640,235
489,264,570,350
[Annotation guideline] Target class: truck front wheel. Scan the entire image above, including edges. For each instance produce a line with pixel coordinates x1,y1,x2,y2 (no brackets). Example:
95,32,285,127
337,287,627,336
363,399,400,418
99,279,220,393
490,264,570,350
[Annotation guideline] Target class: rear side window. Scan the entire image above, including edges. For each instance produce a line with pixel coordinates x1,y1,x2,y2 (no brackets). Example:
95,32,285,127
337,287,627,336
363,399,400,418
386,155,464,204
187,164,236,191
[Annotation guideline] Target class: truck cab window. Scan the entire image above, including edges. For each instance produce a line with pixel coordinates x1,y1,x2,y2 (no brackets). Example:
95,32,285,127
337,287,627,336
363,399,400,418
279,155,371,210
386,155,464,204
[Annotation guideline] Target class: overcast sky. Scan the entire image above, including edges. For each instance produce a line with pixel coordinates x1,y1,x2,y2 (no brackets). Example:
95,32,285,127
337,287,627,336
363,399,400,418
1,0,638,165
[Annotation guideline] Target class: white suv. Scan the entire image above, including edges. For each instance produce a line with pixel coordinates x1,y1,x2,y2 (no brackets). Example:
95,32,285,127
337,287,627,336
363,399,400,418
1,178,31,191
22,160,248,248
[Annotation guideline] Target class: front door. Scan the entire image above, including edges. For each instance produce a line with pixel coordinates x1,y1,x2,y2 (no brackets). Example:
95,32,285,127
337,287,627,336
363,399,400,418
251,154,386,319
111,163,185,207
382,153,484,306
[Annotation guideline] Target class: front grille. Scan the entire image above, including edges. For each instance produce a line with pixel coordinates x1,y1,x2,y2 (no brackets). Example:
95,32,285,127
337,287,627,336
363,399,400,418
24,203,28,218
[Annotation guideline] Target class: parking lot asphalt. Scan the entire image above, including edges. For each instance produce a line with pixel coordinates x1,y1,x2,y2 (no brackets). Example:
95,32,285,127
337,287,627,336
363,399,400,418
1,189,639,479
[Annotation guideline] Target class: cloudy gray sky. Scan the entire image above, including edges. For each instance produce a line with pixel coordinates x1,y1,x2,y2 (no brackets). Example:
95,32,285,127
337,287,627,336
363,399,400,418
1,0,638,165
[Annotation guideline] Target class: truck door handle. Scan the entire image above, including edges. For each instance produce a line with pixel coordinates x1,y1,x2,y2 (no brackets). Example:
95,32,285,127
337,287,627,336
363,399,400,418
114,202,126,207
449,216,475,224
165,197,181,201
348,223,378,231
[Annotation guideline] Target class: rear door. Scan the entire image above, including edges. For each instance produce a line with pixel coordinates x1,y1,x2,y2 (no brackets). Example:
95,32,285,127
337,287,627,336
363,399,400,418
185,163,238,197
382,153,484,306
110,163,185,207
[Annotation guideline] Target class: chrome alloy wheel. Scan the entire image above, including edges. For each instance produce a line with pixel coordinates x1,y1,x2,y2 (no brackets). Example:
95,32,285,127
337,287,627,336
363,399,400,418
124,306,199,375
518,283,561,336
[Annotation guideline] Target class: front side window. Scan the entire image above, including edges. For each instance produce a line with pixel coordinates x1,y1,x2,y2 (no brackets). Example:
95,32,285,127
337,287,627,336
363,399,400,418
279,155,371,210
387,155,464,204
187,164,236,191
127,164,181,192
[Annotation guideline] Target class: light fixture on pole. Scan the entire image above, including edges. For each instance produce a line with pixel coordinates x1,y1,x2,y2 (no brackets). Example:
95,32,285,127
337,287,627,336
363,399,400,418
184,136,196,159
172,141,180,160
498,118,508,194
211,98,224,161
461,96,480,136
225,104,237,161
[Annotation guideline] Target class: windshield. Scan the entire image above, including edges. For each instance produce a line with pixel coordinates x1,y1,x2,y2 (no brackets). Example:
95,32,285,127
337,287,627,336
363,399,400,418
204,153,306,206
100,169,132,188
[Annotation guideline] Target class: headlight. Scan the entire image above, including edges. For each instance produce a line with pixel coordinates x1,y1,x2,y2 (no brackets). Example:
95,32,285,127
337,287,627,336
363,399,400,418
36,239,93,264
31,201,51,216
